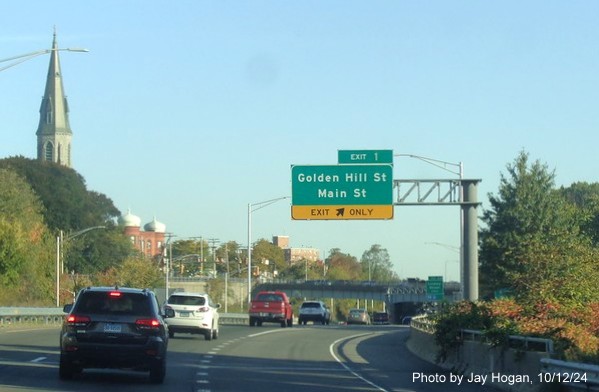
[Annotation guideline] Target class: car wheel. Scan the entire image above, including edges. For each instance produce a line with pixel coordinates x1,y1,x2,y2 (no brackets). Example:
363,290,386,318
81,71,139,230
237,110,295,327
287,317,293,327
212,327,218,340
58,354,75,380
149,357,166,384
205,328,213,341
280,320,287,328
168,330,175,338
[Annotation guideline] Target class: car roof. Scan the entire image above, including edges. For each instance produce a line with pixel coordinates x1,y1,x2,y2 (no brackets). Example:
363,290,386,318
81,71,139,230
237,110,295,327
168,292,208,297
81,286,152,294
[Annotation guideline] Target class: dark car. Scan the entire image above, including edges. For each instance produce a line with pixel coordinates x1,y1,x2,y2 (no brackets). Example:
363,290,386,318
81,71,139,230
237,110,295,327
59,286,175,383
372,312,390,325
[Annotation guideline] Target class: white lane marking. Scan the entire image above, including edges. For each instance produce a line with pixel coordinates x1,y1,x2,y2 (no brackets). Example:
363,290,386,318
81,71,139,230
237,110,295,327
329,333,389,392
248,328,301,338
31,357,47,363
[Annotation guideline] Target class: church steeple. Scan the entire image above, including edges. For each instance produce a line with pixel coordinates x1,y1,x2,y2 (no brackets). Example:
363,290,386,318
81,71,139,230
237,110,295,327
36,29,73,168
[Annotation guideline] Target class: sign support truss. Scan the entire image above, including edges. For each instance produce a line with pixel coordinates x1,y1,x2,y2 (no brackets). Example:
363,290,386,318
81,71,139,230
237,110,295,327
393,178,482,302
394,179,461,205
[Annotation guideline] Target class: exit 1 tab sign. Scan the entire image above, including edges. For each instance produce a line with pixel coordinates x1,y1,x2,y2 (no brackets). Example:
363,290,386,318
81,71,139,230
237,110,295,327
338,149,393,164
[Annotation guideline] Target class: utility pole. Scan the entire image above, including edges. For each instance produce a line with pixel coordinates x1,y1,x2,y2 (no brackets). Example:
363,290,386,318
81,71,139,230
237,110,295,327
208,238,219,277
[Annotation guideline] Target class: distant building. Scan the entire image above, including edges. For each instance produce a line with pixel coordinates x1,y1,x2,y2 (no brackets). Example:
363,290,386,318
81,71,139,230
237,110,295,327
119,211,166,259
272,235,320,265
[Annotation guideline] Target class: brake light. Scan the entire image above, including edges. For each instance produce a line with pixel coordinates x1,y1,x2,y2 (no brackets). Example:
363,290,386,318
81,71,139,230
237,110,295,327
109,291,122,297
66,314,91,326
197,306,210,313
136,318,160,330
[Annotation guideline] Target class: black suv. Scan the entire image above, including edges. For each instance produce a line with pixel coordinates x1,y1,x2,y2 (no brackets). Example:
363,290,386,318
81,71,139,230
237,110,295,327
59,286,175,383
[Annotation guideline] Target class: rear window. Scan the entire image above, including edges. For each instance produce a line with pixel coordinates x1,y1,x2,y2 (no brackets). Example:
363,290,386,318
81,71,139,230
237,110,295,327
301,302,320,308
257,294,283,302
75,292,151,316
167,295,206,306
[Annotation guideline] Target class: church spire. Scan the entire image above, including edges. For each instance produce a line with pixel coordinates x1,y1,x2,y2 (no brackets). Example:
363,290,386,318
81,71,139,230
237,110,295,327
36,29,73,168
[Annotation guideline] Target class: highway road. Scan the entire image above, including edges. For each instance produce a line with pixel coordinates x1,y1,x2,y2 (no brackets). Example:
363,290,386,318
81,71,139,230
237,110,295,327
0,324,499,391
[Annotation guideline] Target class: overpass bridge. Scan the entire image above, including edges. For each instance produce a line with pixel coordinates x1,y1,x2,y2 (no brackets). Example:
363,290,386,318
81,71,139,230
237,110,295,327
253,280,461,305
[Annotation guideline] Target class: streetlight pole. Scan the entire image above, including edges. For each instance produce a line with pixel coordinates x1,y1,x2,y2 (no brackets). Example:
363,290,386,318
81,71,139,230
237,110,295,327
396,153,465,299
0,47,89,73
247,196,289,304
55,225,105,307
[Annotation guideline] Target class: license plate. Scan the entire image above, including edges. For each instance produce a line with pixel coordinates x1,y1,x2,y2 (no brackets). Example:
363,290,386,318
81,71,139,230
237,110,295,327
260,312,269,317
179,311,190,317
103,323,122,333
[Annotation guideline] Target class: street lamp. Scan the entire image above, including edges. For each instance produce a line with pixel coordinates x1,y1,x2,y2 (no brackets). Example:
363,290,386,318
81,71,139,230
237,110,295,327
396,153,464,299
1,47,89,73
56,225,106,307
247,196,289,304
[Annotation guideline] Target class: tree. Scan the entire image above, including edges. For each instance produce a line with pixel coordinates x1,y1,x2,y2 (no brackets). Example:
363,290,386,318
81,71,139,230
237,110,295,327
0,156,121,232
97,256,163,289
360,244,398,282
251,238,285,276
559,182,599,246
0,169,55,305
324,249,361,281
479,151,599,305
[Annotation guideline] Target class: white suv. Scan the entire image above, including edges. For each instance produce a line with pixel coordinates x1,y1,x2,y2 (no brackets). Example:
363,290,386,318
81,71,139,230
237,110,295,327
164,292,220,340
298,301,331,325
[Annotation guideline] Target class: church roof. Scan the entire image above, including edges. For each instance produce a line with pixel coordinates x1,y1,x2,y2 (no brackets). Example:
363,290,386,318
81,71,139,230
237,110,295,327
36,30,72,137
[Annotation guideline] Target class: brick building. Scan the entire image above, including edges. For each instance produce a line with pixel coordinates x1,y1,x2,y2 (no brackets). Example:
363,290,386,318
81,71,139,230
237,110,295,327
119,211,166,259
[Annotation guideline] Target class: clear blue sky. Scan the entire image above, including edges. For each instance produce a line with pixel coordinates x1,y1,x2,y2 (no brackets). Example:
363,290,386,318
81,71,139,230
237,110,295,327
2,1,598,281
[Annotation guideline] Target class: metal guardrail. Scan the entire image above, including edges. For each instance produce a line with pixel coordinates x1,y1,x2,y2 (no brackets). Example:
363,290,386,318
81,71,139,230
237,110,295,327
409,315,554,353
541,358,599,391
410,314,436,333
0,307,64,326
460,328,554,353
0,307,249,327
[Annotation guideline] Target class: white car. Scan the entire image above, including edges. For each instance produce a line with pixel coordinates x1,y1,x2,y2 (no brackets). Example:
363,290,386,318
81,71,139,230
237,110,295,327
298,301,331,325
164,292,220,340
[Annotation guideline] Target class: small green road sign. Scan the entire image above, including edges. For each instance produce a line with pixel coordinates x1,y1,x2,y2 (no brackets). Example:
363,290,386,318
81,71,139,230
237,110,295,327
338,149,393,164
426,276,444,301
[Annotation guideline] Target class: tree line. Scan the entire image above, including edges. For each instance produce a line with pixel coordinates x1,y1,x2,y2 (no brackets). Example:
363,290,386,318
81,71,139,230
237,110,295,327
0,156,399,306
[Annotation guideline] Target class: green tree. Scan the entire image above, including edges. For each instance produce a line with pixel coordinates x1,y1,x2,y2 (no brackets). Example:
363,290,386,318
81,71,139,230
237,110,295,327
559,182,599,246
360,244,398,282
100,256,164,289
324,249,361,281
479,151,599,304
0,168,55,305
0,156,121,231
252,238,285,276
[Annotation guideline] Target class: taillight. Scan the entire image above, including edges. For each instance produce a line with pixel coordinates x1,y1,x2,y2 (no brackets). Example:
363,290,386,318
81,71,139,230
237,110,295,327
109,291,122,297
66,314,91,326
197,306,209,313
136,318,161,330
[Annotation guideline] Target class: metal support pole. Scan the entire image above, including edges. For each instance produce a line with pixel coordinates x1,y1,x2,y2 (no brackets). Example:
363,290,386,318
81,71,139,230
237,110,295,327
56,236,60,307
462,180,480,301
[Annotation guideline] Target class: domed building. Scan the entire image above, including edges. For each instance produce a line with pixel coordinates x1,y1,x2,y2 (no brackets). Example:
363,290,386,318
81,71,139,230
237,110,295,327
119,210,166,259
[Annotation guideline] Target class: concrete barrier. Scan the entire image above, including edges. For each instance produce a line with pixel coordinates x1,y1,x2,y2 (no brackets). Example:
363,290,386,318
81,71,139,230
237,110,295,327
408,320,551,392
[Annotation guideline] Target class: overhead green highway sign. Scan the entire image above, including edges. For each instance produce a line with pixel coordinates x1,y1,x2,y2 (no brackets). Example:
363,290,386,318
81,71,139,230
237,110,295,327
426,276,444,301
291,164,393,220
338,149,393,164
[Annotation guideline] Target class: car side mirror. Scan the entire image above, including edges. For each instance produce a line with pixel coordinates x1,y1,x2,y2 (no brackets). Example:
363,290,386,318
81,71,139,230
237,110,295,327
164,308,175,318
216,303,221,309
63,304,73,313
